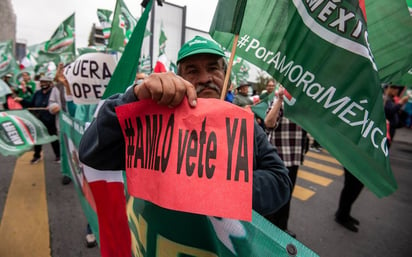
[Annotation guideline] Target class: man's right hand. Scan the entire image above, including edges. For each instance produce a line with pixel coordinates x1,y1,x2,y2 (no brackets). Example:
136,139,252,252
133,72,197,108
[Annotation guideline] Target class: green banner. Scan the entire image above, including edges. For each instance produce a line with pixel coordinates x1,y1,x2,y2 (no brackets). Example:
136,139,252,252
0,40,18,79
232,57,250,86
365,0,412,85
58,111,100,243
45,13,76,55
127,197,318,257
103,0,152,98
108,0,138,52
97,8,113,41
0,79,12,99
211,0,396,197
0,110,58,156
27,41,47,58
158,22,167,55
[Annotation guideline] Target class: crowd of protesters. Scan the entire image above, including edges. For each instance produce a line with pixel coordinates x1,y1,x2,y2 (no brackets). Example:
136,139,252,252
1,35,410,254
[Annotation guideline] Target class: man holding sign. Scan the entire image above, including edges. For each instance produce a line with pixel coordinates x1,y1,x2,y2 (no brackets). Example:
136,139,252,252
79,36,291,218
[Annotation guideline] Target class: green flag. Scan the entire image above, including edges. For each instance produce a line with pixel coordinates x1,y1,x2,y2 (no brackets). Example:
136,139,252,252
58,111,100,244
169,61,177,73
27,41,47,58
251,91,275,121
232,57,250,85
211,0,396,197
0,110,58,156
97,8,113,40
108,0,137,52
77,45,110,55
126,197,318,257
138,55,152,74
0,40,18,79
153,21,170,73
102,0,153,98
45,13,75,55
365,0,412,85
158,21,167,55
35,50,61,73
26,41,47,71
0,79,12,102
210,0,247,34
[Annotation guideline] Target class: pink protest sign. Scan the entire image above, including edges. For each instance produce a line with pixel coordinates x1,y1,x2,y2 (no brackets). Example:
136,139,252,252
115,98,254,221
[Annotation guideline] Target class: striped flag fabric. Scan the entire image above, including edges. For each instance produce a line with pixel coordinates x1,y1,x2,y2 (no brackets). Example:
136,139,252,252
153,22,170,73
0,110,58,156
97,9,113,40
45,13,76,55
59,111,130,257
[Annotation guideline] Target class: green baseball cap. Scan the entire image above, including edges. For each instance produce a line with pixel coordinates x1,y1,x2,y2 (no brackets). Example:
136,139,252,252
177,36,225,63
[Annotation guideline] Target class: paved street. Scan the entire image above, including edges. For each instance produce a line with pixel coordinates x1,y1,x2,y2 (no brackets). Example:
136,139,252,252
290,127,412,257
0,127,411,257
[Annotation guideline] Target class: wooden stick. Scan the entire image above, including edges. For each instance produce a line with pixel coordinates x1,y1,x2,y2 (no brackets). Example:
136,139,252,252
220,34,239,101
27,107,49,111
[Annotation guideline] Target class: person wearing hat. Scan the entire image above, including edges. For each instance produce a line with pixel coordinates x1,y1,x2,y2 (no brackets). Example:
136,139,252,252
233,81,254,107
3,73,15,87
2,73,22,110
16,75,61,164
15,71,37,93
15,71,36,102
79,35,291,233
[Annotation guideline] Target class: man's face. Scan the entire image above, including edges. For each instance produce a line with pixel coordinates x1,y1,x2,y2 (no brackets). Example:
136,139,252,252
179,54,225,99
266,81,275,93
22,72,30,82
387,87,399,97
40,81,52,91
238,85,249,96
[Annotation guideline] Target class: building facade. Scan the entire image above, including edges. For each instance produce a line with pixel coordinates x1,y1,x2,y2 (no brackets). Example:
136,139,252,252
0,0,16,45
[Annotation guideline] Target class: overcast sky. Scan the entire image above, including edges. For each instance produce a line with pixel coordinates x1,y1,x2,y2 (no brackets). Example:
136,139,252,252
11,0,218,47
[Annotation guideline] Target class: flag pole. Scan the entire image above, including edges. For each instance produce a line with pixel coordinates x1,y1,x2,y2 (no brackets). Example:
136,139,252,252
27,107,49,111
220,34,239,101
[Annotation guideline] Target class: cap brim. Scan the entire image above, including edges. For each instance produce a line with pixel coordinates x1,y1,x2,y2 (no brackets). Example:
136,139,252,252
178,49,225,63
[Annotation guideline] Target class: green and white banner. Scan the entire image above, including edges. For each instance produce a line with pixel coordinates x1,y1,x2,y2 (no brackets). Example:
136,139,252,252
211,0,397,197
108,0,137,52
45,13,76,56
126,197,318,257
27,41,47,60
59,111,100,243
0,40,18,79
0,110,58,156
0,79,12,102
103,0,152,98
232,57,250,86
97,8,113,40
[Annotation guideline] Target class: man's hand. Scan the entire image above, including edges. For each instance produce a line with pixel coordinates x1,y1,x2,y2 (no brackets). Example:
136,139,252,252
49,103,61,114
133,72,197,108
13,97,23,102
276,86,285,99
55,62,72,95
399,95,409,105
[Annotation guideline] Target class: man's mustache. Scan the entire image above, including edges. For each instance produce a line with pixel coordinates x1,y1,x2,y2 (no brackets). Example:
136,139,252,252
196,83,221,95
